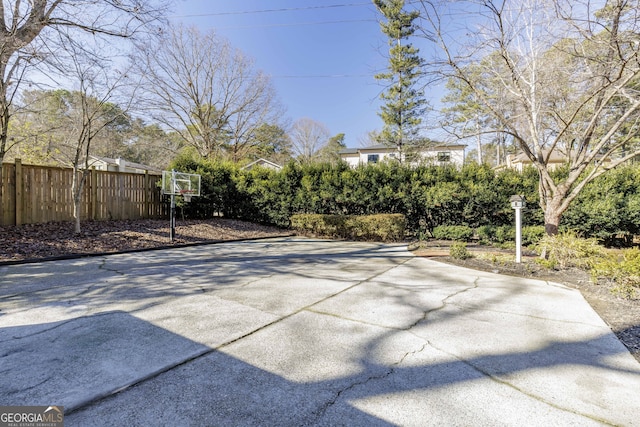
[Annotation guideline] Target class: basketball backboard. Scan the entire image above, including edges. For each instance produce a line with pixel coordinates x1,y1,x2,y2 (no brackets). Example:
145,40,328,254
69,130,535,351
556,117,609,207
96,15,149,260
161,170,201,197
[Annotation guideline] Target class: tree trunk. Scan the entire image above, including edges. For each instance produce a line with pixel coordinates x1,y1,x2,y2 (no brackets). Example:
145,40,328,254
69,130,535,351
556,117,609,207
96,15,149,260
544,198,562,236
74,200,81,234
71,168,87,234
539,171,566,237
544,209,561,236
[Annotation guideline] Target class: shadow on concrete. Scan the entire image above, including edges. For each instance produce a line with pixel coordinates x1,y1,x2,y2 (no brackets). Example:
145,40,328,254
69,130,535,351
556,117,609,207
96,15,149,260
2,239,639,425
0,239,407,312
1,308,638,425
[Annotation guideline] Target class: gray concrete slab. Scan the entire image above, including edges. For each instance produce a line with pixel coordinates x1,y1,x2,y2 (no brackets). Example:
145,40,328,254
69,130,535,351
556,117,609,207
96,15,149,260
1,237,639,426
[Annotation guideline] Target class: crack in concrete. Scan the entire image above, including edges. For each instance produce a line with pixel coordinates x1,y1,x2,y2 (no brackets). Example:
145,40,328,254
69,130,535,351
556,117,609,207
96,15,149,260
2,311,117,342
408,276,618,424
405,275,617,426
3,377,52,397
309,279,481,423
424,338,618,426
542,280,575,290
0,265,109,302
0,257,126,313
304,308,402,330
310,341,431,424
65,255,417,416
98,257,138,277
307,275,617,425
418,277,481,325
447,302,606,328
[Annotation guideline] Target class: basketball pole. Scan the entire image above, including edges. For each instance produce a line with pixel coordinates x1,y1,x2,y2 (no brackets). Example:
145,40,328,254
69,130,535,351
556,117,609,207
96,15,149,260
170,169,176,242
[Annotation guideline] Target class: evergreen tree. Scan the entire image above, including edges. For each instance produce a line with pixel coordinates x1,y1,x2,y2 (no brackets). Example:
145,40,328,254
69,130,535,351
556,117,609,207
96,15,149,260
317,133,346,164
373,0,427,161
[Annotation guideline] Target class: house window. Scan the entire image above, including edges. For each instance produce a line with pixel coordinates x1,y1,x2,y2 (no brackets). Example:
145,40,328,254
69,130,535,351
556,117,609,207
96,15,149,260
437,152,451,162
367,154,379,163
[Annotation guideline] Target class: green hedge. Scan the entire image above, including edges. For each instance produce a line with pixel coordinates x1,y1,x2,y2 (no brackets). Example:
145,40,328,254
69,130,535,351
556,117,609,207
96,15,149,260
563,165,640,245
475,225,545,246
167,153,640,243
290,213,406,242
432,225,474,241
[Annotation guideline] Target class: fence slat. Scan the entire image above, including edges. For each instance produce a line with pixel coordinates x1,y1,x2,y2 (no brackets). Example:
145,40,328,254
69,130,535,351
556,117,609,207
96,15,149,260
0,160,164,226
14,159,22,225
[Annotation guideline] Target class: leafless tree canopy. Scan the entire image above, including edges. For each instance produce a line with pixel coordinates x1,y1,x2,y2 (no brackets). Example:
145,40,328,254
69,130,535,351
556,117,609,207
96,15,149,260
133,24,283,161
289,117,331,164
418,0,640,234
0,0,169,168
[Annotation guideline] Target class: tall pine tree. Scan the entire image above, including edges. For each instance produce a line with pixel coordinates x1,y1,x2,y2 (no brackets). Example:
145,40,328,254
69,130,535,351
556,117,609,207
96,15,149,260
373,0,426,161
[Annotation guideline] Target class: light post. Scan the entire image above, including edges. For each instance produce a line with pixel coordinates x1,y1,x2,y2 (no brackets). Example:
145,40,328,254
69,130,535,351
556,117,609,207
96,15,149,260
510,195,526,263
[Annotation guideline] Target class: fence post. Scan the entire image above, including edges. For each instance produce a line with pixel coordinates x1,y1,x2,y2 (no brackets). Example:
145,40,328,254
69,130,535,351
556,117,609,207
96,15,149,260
144,170,150,218
90,167,98,220
15,158,22,226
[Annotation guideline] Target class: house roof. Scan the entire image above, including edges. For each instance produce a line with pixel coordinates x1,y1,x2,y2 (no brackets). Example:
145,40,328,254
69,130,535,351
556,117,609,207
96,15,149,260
241,158,283,170
510,149,568,164
339,148,359,155
339,142,466,155
88,155,162,173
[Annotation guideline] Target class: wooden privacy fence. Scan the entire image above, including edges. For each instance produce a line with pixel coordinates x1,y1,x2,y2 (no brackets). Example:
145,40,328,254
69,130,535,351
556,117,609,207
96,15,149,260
1,159,166,226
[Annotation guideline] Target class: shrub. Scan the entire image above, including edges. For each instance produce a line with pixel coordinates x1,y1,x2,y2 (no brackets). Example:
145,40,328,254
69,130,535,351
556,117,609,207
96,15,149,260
521,226,546,246
590,247,640,298
494,225,515,244
290,213,342,236
474,225,543,247
450,242,471,260
432,225,474,241
535,231,606,269
475,225,496,243
290,213,406,242
345,214,407,242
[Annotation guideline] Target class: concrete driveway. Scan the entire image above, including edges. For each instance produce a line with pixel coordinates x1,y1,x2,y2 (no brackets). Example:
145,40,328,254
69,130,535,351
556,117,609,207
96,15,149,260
1,237,639,426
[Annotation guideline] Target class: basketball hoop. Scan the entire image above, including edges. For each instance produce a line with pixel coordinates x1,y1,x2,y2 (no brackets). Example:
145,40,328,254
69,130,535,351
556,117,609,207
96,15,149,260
179,189,195,203
162,170,202,242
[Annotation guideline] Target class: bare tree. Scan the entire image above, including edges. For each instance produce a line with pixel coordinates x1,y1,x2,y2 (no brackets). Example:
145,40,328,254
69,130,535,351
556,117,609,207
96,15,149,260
0,0,169,175
418,0,640,235
289,118,331,164
133,24,283,161
46,31,135,233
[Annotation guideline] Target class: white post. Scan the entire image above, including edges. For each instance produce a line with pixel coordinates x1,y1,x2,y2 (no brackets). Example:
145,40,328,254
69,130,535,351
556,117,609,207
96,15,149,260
510,194,525,264
170,169,176,242
515,206,522,263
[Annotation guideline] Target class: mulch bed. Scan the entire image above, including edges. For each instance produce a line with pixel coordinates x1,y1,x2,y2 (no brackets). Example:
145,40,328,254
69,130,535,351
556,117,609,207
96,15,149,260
0,218,290,263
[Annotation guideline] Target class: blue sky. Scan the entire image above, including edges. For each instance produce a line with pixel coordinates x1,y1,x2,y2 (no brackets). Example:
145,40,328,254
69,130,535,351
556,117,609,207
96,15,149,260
169,0,406,148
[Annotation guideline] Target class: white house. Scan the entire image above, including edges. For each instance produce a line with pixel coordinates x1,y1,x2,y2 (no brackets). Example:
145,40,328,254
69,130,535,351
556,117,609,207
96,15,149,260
497,149,577,172
88,156,162,174
241,158,283,171
339,143,466,168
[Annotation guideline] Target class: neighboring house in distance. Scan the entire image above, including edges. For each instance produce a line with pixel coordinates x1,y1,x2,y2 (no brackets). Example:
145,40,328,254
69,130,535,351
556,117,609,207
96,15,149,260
498,149,569,172
241,158,283,171
88,156,162,174
339,143,466,168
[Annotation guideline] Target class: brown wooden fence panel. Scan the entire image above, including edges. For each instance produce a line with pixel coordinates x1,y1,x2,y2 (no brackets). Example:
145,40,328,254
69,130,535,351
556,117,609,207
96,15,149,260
0,160,165,226
1,162,16,226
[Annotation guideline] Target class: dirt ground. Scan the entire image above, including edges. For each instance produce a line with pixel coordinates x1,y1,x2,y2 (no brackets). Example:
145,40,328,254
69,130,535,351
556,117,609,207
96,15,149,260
0,220,638,362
